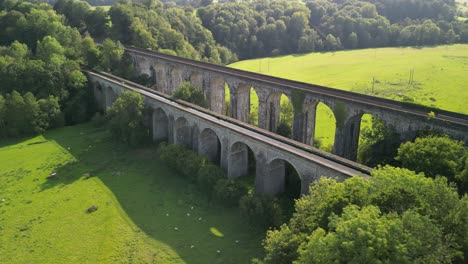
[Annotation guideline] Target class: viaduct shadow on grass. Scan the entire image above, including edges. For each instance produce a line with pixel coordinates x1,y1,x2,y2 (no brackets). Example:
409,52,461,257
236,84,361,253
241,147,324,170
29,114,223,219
39,124,263,263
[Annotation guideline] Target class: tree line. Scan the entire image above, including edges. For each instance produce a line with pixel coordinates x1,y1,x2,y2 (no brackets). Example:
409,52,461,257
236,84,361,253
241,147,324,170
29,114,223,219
198,0,468,59
53,0,238,64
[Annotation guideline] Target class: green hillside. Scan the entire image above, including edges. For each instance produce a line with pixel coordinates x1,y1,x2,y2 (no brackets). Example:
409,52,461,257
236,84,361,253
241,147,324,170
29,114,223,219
0,124,262,263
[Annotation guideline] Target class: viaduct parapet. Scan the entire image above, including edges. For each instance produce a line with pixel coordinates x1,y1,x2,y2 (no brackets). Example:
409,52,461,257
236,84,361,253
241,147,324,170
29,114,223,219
87,71,369,196
126,47,468,161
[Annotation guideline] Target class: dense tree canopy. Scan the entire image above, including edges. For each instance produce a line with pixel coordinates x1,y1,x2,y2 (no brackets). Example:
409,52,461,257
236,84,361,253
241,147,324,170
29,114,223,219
198,0,468,59
397,136,468,194
262,166,468,263
53,0,237,64
0,1,96,133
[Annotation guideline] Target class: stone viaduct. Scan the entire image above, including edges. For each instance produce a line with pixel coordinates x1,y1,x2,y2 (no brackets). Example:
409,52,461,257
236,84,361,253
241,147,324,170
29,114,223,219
87,71,369,196
126,46,468,161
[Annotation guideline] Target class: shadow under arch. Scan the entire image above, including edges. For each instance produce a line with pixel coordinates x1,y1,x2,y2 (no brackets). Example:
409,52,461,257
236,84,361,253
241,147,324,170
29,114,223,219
228,141,256,179
174,117,191,148
152,108,169,143
266,158,301,198
198,128,221,164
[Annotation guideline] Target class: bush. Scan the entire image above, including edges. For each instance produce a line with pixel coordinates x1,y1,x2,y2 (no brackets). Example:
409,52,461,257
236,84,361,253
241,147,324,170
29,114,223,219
239,194,284,229
173,82,207,107
107,91,149,146
158,142,187,170
158,142,207,180
180,151,207,181
197,164,226,197
213,178,248,207
276,120,291,138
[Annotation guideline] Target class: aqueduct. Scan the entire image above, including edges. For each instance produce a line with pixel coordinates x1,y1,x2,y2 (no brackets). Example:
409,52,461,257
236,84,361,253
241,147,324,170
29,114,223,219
126,46,468,161
87,71,369,196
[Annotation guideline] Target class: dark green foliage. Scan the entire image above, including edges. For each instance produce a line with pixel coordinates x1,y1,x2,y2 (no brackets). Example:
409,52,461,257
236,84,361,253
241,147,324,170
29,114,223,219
239,194,284,229
0,1,95,128
0,91,63,137
197,164,225,197
107,91,149,146
157,142,207,180
158,142,186,170
357,116,401,167
54,0,237,64
276,120,291,138
173,82,207,107
458,154,468,194
261,166,467,263
213,178,248,207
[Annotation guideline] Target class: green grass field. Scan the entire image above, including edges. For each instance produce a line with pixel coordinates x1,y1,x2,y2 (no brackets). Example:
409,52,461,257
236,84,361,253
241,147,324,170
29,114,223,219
90,5,111,11
0,124,263,263
229,44,468,148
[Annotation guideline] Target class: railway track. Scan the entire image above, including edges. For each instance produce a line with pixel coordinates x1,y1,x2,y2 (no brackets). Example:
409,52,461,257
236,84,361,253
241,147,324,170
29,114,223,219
125,46,468,127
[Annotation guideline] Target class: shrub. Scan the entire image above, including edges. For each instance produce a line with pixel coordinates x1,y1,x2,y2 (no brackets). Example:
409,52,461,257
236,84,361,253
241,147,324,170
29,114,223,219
213,178,248,207
158,142,207,180
180,151,207,181
173,82,207,107
107,91,149,146
239,194,284,229
197,164,226,197
158,142,187,170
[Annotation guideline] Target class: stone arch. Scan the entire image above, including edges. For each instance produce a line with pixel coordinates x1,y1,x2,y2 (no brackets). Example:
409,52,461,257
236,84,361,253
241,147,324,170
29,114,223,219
208,76,225,114
198,128,221,164
152,108,169,142
228,141,256,178
267,92,293,137
249,87,259,126
174,117,191,148
338,113,362,161
314,102,336,152
266,158,301,197
225,83,232,117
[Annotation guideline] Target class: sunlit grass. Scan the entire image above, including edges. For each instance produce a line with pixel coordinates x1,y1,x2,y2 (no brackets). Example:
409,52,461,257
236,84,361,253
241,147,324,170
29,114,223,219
0,123,263,263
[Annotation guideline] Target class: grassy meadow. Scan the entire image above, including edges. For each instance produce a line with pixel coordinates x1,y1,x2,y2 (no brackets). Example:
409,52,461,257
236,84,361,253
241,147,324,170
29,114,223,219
229,44,468,148
90,5,111,11
0,124,263,263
